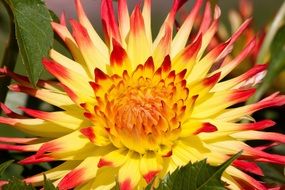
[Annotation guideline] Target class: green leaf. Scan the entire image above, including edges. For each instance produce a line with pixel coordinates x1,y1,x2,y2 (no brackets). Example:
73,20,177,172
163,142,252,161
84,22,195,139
7,0,53,86
155,152,241,190
49,10,59,23
258,162,285,185
3,178,35,190
0,160,14,177
145,179,155,190
43,175,58,190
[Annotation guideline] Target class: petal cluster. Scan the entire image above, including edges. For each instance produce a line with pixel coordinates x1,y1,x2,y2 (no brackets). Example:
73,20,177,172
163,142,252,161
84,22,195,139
0,0,285,190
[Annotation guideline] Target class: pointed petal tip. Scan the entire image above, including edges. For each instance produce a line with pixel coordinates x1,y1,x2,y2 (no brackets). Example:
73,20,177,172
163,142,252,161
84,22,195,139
18,154,54,165
35,142,60,159
193,122,217,135
97,158,113,168
0,137,37,144
94,68,108,82
0,180,8,187
203,72,221,86
60,12,67,25
58,168,85,190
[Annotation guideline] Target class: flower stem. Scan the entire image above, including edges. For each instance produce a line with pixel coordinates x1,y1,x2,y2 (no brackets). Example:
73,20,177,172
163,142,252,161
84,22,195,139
0,0,19,103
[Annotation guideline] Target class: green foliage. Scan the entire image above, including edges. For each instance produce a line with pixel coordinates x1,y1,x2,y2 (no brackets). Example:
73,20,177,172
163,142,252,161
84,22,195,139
2,175,57,190
154,152,241,190
48,10,59,23
258,162,285,186
43,175,58,190
0,160,14,177
268,24,285,80
0,160,57,190
7,0,53,86
2,178,34,190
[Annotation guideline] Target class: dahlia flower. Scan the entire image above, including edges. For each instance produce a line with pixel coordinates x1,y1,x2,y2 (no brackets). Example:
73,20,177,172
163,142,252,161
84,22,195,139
0,0,285,189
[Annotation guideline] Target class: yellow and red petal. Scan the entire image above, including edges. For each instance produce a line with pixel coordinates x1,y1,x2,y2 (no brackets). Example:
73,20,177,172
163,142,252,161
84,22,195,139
214,38,256,79
118,152,141,190
51,22,86,65
8,84,74,109
24,161,80,185
82,167,117,190
35,130,91,158
19,107,88,130
58,156,101,189
70,19,108,74
75,0,109,58
232,159,263,176
217,93,285,122
79,126,110,146
188,41,228,83
192,88,256,118
0,143,40,152
118,0,130,43
213,64,267,91
42,58,95,103
231,131,285,144
225,166,267,190
210,119,275,132
0,137,37,144
110,39,132,75
142,0,152,44
197,9,220,60
19,154,55,165
49,49,89,79
0,117,72,137
101,0,121,43
171,136,209,166
97,149,129,168
140,152,163,184
127,6,151,67
171,0,203,57
172,34,202,75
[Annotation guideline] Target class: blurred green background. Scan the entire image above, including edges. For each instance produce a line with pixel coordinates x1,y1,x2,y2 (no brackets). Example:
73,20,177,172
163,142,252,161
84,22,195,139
0,0,284,184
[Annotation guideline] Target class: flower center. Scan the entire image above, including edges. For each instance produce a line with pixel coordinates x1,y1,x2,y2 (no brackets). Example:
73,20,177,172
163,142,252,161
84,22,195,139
114,88,166,133
101,78,184,154
88,62,190,154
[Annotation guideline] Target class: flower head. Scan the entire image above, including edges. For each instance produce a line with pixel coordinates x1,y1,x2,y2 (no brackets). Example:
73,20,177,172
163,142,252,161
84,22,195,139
1,0,285,189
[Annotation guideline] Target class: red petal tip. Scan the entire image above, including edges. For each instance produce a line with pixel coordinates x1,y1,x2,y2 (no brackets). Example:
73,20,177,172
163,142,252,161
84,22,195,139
97,158,113,168
80,127,95,143
19,155,54,165
143,170,160,184
94,68,108,82
120,178,132,190
58,168,85,190
193,123,217,135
